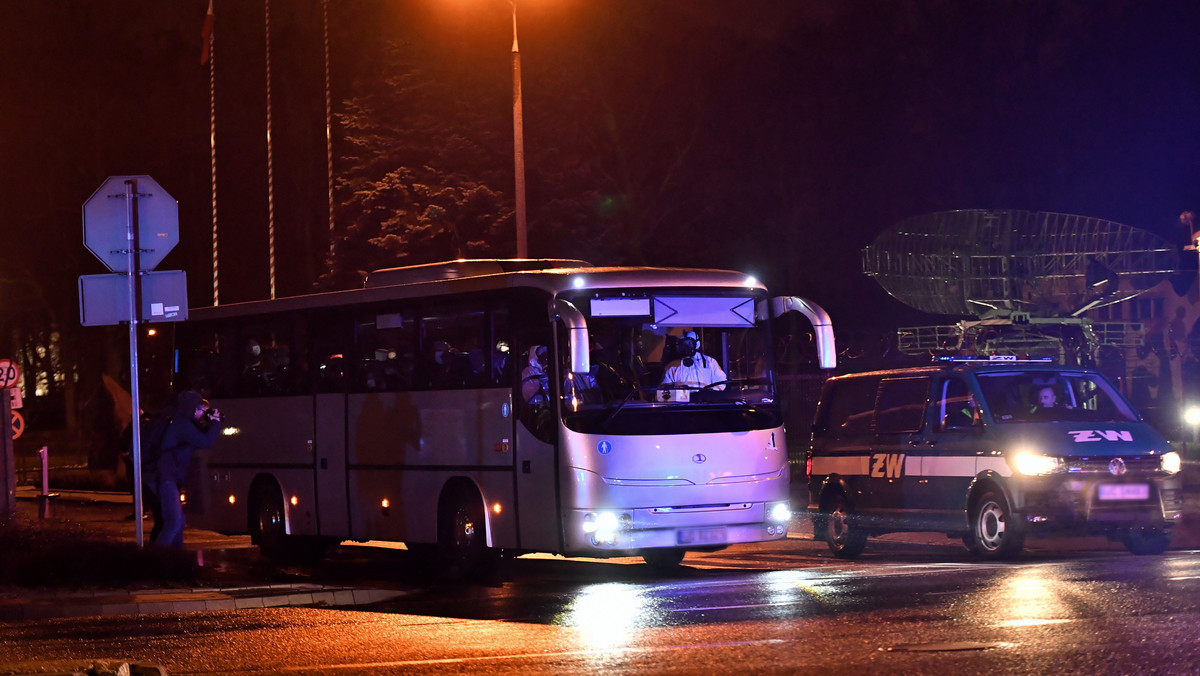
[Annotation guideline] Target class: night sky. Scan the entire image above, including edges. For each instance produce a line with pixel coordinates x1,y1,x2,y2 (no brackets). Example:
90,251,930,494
3,0,1199,333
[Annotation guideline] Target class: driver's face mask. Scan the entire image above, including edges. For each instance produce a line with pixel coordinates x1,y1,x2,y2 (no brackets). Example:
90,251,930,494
679,337,698,366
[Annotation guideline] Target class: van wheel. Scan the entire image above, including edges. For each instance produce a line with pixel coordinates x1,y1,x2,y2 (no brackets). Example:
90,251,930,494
642,548,686,569
821,493,867,559
1123,527,1171,555
966,489,1025,560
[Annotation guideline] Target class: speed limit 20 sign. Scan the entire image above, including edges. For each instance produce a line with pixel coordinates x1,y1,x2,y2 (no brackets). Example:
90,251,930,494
0,359,17,389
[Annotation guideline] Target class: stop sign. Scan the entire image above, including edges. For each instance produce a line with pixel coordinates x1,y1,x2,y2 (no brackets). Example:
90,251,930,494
82,175,179,272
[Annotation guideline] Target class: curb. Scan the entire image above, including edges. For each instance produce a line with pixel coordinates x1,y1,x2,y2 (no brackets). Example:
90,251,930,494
0,583,406,622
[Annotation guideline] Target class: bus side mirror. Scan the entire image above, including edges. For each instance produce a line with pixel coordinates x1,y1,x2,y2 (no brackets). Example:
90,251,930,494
554,298,591,375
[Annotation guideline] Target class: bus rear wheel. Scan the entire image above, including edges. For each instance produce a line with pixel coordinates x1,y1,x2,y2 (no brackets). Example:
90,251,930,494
253,485,290,561
252,484,331,563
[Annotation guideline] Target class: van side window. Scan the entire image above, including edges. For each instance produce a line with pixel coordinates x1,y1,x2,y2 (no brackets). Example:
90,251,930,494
874,377,929,434
815,376,881,436
937,377,978,430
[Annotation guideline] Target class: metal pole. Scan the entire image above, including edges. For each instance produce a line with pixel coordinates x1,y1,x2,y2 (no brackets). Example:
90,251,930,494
0,394,13,524
37,445,52,519
324,0,335,255
510,1,527,258
265,0,277,299
125,180,145,547
210,8,219,306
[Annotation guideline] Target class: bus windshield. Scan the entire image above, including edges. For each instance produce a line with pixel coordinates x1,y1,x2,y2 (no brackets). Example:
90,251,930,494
552,290,779,435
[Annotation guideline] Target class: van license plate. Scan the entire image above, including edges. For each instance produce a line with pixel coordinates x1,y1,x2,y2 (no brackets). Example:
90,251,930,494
1098,483,1149,501
678,527,727,545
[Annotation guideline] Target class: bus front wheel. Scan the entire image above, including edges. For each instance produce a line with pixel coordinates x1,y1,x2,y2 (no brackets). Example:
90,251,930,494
438,488,497,580
642,548,686,569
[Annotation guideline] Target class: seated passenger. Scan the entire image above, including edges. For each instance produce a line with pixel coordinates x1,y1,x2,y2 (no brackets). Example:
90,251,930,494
521,345,551,404
661,330,726,390
1030,385,1073,414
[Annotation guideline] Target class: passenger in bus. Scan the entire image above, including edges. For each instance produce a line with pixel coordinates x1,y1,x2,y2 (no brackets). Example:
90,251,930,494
242,339,278,394
521,345,551,404
661,330,726,390
429,339,468,388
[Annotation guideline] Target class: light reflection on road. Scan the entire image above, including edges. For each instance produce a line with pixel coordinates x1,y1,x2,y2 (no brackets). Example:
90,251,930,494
555,583,649,650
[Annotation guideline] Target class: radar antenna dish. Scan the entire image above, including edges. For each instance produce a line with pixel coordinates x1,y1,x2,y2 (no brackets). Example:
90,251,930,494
862,210,1180,318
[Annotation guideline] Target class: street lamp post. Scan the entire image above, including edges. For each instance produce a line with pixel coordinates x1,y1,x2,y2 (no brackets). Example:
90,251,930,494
509,0,528,258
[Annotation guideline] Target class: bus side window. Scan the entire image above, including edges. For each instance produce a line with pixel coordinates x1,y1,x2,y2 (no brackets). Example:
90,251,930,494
354,309,413,392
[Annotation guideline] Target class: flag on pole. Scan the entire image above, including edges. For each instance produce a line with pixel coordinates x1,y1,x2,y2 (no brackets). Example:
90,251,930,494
200,0,214,65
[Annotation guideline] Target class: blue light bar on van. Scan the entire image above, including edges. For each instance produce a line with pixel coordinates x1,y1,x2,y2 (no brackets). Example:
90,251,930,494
934,355,1055,363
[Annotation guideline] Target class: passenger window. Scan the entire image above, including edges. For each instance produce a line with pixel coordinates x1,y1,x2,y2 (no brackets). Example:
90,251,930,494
937,377,978,430
354,308,416,392
816,376,881,436
874,377,929,434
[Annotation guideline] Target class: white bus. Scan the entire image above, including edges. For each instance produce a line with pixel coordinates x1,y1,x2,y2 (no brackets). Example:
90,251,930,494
172,259,835,574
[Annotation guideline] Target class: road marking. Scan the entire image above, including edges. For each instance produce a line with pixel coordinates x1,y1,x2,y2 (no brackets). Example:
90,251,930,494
215,638,797,674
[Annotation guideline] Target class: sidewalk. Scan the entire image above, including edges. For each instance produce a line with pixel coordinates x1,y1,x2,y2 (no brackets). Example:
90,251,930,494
1,487,409,622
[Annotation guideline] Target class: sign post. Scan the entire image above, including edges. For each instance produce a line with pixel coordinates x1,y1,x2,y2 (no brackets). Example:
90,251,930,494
81,175,184,546
0,359,18,524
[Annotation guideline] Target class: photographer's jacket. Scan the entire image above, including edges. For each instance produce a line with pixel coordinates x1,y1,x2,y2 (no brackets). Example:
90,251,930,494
157,391,225,485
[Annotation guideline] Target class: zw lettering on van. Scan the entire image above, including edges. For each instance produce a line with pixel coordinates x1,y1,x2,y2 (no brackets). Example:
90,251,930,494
870,453,905,478
1068,430,1134,443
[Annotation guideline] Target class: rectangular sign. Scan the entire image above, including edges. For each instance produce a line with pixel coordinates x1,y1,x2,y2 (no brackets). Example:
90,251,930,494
78,270,188,326
653,296,755,327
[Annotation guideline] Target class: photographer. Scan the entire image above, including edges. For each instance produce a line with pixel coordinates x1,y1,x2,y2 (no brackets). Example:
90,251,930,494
154,389,228,550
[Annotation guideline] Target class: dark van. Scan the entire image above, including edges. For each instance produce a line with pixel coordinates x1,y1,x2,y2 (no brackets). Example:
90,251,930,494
806,357,1184,559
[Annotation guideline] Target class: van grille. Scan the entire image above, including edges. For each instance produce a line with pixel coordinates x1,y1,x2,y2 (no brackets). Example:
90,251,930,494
1065,457,1160,474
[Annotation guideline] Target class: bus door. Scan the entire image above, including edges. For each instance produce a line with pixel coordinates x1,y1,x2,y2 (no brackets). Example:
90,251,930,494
314,392,349,537
511,330,562,553
310,319,351,539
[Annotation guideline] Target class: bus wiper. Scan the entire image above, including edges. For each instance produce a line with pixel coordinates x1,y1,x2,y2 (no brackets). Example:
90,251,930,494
602,385,657,429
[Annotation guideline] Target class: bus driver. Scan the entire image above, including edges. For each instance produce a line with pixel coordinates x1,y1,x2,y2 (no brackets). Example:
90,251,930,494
661,330,726,390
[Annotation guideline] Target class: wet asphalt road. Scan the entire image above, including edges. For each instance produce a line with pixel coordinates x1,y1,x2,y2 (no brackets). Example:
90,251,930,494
4,498,1200,674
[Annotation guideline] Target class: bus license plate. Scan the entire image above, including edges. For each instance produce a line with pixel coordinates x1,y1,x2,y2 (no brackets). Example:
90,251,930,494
677,527,727,545
1098,483,1149,501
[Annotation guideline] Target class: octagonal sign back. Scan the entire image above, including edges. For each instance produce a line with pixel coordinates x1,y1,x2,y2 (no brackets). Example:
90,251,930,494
83,175,179,272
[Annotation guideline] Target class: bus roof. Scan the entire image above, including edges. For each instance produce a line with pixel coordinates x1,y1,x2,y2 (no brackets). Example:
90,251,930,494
187,260,768,320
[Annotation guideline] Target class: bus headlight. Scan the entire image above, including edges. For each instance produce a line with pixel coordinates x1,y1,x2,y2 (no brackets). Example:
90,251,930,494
1012,451,1062,476
768,502,791,523
1161,451,1182,474
582,511,631,546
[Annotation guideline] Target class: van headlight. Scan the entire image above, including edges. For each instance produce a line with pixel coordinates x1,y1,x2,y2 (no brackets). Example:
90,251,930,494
1161,451,1182,474
1012,451,1063,476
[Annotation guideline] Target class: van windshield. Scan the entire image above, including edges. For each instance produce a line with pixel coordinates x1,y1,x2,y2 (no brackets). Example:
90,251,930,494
976,371,1139,424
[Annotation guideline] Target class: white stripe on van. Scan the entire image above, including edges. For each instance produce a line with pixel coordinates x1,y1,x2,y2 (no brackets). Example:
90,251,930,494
810,455,872,476
811,454,1015,479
